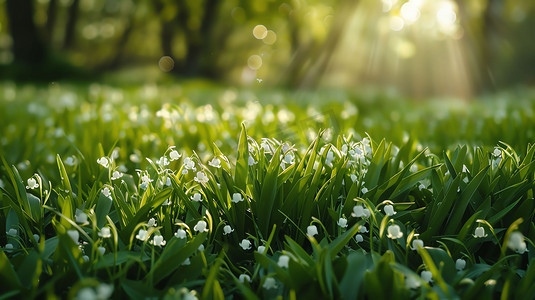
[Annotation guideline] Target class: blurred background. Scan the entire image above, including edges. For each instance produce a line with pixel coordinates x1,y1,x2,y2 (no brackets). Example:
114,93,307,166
0,0,534,99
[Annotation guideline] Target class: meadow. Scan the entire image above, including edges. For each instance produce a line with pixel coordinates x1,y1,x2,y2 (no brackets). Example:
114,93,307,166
1,82,535,299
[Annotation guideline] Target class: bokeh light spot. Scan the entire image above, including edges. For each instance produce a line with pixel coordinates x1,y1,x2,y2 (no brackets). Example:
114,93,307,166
253,25,268,39
158,56,175,72
401,2,421,22
262,30,277,45
247,55,263,70
390,16,404,31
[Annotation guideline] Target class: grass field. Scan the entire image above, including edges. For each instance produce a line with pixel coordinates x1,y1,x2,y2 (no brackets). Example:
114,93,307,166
1,82,535,299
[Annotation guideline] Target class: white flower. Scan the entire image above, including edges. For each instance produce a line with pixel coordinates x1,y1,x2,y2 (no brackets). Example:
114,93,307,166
337,217,348,228
361,187,368,194
411,239,424,250
239,239,251,250
65,156,77,166
421,271,433,283
169,150,181,161
384,204,396,216
175,229,187,239
101,187,112,199
355,234,364,243
151,234,166,246
82,255,89,262
307,225,318,237
405,276,421,289
6,228,17,237
26,177,39,189
239,274,251,283
145,218,157,228
182,157,196,174
493,149,502,157
97,157,110,168
473,226,487,238
98,246,106,255
33,234,40,243
263,277,277,289
136,229,148,241
223,225,234,235
77,288,96,300
140,174,153,189
191,193,203,202
387,224,403,239
277,255,290,268
96,284,114,299
156,156,170,166
194,220,209,232
182,258,191,265
67,230,79,243
208,157,221,168
351,205,370,218
455,258,466,271
508,232,528,254
248,155,257,166
198,244,204,252
111,170,123,180
359,225,369,233
231,193,244,203
98,227,111,238
350,174,358,183
5,243,14,250
194,171,209,184
325,150,335,166
257,246,266,254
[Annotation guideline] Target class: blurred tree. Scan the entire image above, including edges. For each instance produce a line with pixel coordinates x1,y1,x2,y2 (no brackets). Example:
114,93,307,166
6,0,45,64
63,0,80,49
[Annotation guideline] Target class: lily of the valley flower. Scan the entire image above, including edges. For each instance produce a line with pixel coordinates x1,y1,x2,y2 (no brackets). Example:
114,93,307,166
33,234,40,243
75,210,87,225
277,255,290,268
248,155,257,166
194,220,209,232
208,157,221,168
6,228,17,237
405,276,421,289
191,193,203,202
508,232,528,254
455,258,466,271
156,156,170,166
263,278,277,289
111,170,123,180
231,193,244,203
352,205,370,218
98,227,111,238
98,246,106,255
140,174,153,189
194,171,209,184
355,234,364,243
361,187,368,194
359,225,369,233
473,226,488,238
151,234,166,246
223,225,234,235
411,239,424,250
384,204,397,216
337,217,348,228
136,229,148,241
148,218,157,227
421,271,433,283
239,274,251,283
175,229,187,239
307,225,318,237
169,149,181,161
97,157,110,168
181,157,196,174
387,224,403,239
239,239,252,250
67,230,79,243
102,187,112,199
26,177,39,189
257,246,266,254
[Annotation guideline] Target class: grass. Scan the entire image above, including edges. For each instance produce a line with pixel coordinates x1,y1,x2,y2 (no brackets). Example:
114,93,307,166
1,82,535,299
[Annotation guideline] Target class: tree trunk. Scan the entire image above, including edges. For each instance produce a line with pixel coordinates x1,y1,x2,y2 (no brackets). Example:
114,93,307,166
46,0,58,43
63,0,80,49
6,0,45,64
